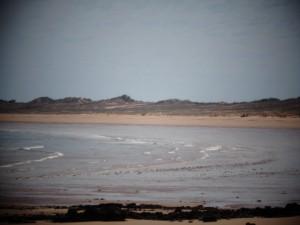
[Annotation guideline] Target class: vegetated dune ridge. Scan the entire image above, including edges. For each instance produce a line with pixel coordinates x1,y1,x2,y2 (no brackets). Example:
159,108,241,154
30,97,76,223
1,95,300,128
1,95,300,117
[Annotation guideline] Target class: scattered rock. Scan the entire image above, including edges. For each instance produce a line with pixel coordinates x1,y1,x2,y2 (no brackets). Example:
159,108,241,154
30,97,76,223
83,204,126,221
3,202,300,223
201,211,218,222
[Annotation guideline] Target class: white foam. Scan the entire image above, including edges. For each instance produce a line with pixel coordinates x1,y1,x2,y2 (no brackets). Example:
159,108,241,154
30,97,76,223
144,151,151,155
205,145,222,151
126,139,149,145
200,150,209,160
199,145,222,160
184,144,194,148
93,135,111,139
33,152,63,162
168,151,176,154
232,145,245,150
22,145,44,150
0,152,64,168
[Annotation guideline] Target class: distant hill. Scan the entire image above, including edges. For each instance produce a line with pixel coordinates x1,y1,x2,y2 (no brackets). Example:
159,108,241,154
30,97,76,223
0,95,300,117
155,99,194,105
99,95,135,104
30,97,55,104
30,97,92,104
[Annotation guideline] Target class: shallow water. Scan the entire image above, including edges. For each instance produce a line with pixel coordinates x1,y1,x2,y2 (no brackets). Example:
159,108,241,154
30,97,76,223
0,122,299,207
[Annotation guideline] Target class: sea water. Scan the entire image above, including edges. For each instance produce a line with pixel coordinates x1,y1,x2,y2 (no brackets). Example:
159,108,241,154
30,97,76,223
0,122,299,207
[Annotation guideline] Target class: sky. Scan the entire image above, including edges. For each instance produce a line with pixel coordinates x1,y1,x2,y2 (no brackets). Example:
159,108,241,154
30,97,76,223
0,0,300,102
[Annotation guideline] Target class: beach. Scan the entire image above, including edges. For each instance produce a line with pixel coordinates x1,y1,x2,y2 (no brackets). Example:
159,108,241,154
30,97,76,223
0,116,300,224
0,113,300,128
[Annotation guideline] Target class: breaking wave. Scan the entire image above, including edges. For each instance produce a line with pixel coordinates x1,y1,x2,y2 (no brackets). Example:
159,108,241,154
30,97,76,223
184,144,194,148
199,145,222,160
205,145,222,151
21,145,45,150
200,150,209,160
93,134,153,145
0,152,64,168
124,139,150,145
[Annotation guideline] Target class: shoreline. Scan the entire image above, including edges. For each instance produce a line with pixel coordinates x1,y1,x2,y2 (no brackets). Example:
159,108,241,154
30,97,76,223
1,203,300,224
1,113,300,128
17,217,300,225
2,218,300,225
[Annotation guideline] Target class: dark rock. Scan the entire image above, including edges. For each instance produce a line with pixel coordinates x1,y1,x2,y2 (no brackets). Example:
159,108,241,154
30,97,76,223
5,202,300,223
139,204,163,209
240,113,248,117
285,203,300,215
83,204,126,221
201,211,218,222
67,207,78,216
126,203,137,209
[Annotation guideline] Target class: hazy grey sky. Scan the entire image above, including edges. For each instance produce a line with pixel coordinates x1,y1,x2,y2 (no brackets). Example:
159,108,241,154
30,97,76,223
1,0,300,102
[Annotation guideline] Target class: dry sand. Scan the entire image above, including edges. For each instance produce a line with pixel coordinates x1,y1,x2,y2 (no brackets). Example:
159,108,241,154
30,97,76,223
2,217,299,225
0,113,300,128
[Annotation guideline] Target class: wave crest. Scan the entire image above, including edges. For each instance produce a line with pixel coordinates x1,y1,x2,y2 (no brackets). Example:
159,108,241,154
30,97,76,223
205,145,222,151
22,145,44,150
0,152,64,168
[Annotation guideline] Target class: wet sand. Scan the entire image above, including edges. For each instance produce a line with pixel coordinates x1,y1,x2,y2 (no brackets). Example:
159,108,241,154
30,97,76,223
0,113,300,128
1,115,300,224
